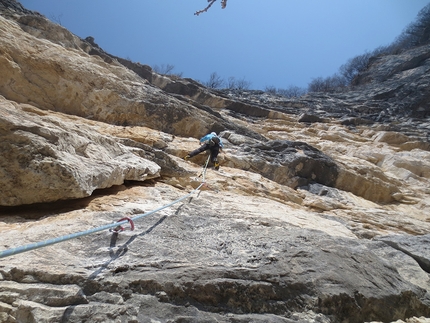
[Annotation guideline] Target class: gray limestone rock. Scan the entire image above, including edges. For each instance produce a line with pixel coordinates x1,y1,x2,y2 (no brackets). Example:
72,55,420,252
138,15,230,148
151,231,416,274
1,2,430,323
376,234,430,275
0,100,161,206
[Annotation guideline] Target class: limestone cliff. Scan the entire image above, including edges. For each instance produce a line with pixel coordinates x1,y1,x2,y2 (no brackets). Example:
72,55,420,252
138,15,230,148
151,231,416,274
1,2,430,323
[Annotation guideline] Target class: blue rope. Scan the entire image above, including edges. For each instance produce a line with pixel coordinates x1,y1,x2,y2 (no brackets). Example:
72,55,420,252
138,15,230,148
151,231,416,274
0,165,209,259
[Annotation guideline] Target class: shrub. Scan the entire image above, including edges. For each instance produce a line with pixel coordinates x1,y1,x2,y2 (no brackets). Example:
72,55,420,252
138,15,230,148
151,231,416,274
152,64,183,77
204,72,225,89
264,85,307,98
306,3,430,93
394,3,430,49
227,76,252,90
307,74,347,93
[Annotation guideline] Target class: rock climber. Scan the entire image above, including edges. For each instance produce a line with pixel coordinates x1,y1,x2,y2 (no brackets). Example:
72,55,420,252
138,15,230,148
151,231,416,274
184,132,224,170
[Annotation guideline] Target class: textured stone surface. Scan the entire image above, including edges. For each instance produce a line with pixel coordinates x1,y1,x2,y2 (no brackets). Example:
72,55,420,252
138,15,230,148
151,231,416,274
0,3,430,323
377,234,430,275
0,14,255,140
0,98,161,206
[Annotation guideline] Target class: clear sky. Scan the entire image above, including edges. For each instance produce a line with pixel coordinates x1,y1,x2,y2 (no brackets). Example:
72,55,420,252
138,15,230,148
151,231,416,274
19,0,430,90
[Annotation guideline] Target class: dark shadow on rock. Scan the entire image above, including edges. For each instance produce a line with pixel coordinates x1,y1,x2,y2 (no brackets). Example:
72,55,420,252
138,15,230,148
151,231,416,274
377,234,430,274
60,305,77,323
247,140,339,188
0,181,158,221
0,185,129,220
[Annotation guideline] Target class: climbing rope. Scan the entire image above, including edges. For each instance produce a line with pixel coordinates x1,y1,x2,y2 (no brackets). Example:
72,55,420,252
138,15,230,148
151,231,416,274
0,156,211,259
201,154,211,182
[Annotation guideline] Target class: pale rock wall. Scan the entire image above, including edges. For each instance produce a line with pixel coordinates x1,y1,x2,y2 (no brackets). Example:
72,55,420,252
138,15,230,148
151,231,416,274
0,3,430,323
0,15,229,138
0,98,161,205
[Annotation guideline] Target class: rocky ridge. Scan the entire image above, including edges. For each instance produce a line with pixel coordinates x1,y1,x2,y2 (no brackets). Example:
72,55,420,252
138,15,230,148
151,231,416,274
1,1,430,322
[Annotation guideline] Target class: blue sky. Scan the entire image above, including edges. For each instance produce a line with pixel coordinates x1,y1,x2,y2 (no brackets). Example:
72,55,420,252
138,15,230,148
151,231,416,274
19,0,430,90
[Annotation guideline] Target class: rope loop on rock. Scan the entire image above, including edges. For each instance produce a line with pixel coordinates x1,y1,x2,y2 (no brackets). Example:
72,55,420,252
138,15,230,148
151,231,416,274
0,156,211,259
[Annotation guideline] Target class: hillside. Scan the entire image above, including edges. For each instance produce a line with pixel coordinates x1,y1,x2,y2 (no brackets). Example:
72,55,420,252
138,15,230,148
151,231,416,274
1,1,430,322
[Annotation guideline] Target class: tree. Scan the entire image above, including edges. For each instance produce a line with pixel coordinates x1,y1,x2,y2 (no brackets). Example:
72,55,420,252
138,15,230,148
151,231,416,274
195,0,228,16
152,64,183,77
264,86,277,95
49,13,63,26
308,74,347,93
277,86,307,98
386,4,430,52
305,3,430,93
152,64,175,75
339,52,371,84
264,85,307,98
235,77,252,90
227,76,251,90
400,3,430,48
307,77,325,93
204,72,225,89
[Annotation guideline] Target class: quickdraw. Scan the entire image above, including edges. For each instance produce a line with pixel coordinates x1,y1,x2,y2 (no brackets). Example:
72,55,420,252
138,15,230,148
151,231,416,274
110,217,135,233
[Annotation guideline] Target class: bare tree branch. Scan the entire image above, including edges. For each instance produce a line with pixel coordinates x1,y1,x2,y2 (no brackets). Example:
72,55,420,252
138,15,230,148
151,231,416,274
204,72,225,89
195,0,228,16
195,0,216,16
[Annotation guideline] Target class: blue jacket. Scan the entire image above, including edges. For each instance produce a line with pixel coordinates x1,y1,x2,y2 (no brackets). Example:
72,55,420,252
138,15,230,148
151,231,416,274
200,133,224,148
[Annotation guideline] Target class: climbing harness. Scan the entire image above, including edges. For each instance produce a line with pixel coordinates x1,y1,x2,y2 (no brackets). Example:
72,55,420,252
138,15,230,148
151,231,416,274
0,157,211,259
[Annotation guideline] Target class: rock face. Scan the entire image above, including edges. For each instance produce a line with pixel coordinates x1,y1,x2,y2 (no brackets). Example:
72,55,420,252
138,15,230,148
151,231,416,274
1,2,430,323
0,98,165,206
